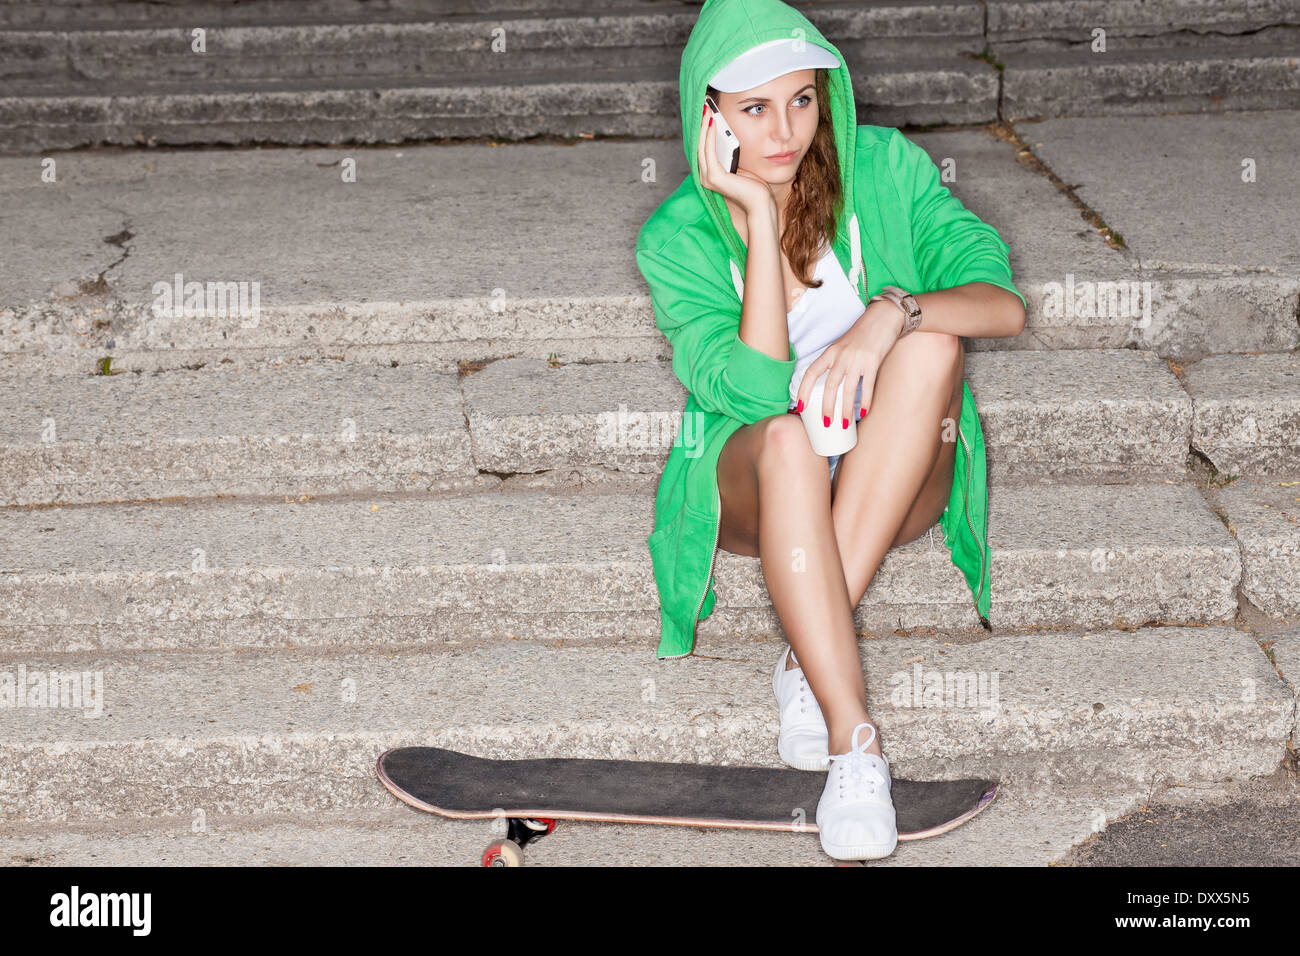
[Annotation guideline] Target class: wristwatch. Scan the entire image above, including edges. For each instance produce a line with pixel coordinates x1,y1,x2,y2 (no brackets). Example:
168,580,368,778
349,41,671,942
869,285,922,337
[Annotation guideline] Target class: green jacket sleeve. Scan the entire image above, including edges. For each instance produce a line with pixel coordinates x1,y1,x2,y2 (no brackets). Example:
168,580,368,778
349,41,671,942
887,128,1027,310
637,245,798,425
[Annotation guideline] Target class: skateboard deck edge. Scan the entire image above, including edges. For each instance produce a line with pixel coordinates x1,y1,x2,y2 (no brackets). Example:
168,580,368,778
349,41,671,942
376,749,999,841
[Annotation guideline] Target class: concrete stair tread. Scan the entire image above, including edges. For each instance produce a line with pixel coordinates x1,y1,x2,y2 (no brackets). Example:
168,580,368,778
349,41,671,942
1183,351,1300,402
0,50,997,99
0,479,1245,650
0,785,1151,866
1184,352,1300,476
0,0,982,35
1000,41,1300,118
3,35,1288,97
0,0,683,28
986,0,1300,36
0,628,1291,822
0,60,681,98
3,121,1295,369
0,348,1208,504
0,480,1229,572
1206,476,1300,620
1000,40,1300,67
0,1,691,32
0,0,984,31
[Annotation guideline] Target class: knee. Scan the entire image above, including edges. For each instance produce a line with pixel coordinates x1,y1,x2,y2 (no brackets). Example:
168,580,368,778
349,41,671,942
893,330,963,384
754,414,821,472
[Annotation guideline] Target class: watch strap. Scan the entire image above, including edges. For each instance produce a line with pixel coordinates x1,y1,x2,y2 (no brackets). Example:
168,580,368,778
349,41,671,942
869,285,922,337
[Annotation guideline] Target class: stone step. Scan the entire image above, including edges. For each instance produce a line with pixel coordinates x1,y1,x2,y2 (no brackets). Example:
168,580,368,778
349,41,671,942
1272,625,1300,751
2,127,1294,374
994,24,1300,54
0,0,990,151
0,3,983,87
0,54,1000,154
0,0,677,29
0,349,1199,506
986,0,1300,44
1206,475,1300,620
1013,112,1300,360
4,0,1291,35
1000,42,1300,120
3,2,1296,151
466,348,1199,484
0,358,487,505
3,0,1289,81
0,785,1165,866
1182,352,1300,477
0,628,1289,823
11,16,1283,91
0,480,1241,654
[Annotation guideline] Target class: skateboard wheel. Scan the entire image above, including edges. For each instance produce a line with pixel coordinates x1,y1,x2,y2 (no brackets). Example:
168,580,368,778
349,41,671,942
482,841,524,867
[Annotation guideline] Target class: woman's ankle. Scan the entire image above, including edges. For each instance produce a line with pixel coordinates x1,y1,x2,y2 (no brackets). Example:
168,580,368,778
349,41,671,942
826,718,883,757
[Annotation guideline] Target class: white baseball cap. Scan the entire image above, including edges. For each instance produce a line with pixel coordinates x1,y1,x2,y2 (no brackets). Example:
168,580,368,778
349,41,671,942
708,37,840,93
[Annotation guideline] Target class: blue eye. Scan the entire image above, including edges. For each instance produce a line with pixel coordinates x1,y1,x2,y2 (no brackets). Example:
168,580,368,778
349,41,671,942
743,95,813,117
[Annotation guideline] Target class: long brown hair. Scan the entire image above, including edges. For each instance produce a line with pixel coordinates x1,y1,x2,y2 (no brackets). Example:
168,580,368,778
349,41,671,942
707,68,841,291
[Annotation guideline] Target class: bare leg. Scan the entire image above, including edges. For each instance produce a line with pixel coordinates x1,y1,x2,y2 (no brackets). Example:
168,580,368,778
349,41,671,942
716,414,881,758
831,331,966,613
713,333,966,758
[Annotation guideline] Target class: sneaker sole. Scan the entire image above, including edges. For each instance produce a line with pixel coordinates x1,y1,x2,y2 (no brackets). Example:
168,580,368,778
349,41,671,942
819,836,899,861
777,739,830,772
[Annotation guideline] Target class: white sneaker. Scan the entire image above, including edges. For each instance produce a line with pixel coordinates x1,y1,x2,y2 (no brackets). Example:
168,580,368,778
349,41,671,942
772,645,829,771
816,721,898,860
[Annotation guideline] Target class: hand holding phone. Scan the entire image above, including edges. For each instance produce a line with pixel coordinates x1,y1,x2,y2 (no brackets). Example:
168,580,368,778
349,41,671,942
697,97,775,215
705,96,739,174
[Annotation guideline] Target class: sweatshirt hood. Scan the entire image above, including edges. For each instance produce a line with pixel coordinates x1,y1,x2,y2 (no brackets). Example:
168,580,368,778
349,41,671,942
680,0,859,275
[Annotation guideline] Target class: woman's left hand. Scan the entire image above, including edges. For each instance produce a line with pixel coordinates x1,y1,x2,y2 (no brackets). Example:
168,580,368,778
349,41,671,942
793,301,905,427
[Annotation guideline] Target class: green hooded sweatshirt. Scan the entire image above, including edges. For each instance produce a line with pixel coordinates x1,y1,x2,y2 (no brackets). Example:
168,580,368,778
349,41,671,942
635,0,1026,660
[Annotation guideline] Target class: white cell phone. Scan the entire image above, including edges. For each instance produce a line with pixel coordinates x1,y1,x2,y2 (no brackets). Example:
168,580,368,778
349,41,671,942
704,96,740,174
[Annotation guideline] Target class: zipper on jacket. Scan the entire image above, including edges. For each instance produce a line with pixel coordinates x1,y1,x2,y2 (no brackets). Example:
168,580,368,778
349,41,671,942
957,422,989,628
691,483,722,642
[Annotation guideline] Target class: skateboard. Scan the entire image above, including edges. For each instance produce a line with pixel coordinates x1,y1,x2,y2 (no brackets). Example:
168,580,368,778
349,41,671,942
376,746,998,866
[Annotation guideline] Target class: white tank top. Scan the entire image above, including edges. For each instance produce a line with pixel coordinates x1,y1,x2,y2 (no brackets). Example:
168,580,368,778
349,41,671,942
786,240,867,411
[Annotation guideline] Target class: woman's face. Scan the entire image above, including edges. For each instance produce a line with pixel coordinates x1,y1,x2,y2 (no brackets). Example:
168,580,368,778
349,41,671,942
714,69,819,186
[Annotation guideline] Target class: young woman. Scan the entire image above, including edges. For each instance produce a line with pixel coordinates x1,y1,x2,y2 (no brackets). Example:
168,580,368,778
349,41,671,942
636,0,1026,861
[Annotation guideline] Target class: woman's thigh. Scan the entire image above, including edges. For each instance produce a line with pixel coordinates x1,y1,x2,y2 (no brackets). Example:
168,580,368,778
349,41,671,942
715,413,824,557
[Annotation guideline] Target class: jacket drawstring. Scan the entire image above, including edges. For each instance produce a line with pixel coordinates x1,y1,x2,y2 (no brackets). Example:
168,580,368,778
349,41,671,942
847,212,864,296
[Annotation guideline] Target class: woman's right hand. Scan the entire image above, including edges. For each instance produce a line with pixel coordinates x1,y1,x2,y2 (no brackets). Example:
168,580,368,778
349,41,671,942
696,102,776,217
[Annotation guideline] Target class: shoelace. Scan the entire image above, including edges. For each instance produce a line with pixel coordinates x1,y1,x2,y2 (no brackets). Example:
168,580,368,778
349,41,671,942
828,723,888,800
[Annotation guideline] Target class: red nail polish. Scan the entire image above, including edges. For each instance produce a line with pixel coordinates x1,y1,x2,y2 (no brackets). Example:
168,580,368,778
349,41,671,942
708,116,713,127
842,418,848,429
796,399,804,413
823,415,830,427
858,408,865,419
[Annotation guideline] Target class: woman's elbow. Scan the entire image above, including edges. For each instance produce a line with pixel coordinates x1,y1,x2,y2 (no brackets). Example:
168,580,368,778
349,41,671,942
1006,298,1026,337
995,288,1026,337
